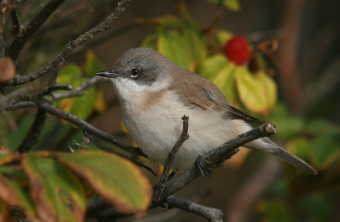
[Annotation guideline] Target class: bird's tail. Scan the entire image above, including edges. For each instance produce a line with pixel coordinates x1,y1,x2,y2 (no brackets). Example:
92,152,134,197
244,137,317,175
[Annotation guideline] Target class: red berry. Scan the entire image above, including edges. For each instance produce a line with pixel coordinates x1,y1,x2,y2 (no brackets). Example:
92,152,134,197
224,36,252,65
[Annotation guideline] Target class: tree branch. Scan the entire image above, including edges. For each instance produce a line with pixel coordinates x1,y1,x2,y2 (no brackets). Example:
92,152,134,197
0,0,18,57
52,76,106,100
86,123,277,221
159,123,276,200
21,84,71,101
16,107,47,153
153,115,189,202
8,0,66,63
35,100,146,157
5,0,132,86
10,8,22,37
167,196,223,222
0,86,32,111
1,101,36,112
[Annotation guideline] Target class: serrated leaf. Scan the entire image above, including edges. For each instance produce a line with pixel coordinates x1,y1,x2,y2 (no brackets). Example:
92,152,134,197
211,62,237,102
198,54,229,80
85,51,106,77
21,155,86,222
0,166,38,220
234,67,268,114
55,150,152,215
311,133,340,168
157,31,192,70
256,71,277,110
216,30,234,46
206,0,241,11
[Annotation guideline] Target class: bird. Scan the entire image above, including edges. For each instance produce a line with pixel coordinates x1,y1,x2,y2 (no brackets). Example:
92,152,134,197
95,47,317,175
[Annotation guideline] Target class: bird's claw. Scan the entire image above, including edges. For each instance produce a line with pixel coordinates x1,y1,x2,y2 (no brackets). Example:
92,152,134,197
195,155,212,179
161,198,169,212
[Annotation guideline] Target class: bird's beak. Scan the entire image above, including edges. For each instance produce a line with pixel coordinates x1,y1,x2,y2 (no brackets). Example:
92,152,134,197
95,70,119,78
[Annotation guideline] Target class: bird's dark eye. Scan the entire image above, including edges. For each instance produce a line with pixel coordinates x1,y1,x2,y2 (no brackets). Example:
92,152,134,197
130,68,140,78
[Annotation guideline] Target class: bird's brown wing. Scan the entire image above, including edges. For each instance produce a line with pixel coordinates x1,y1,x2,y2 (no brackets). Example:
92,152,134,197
169,70,260,124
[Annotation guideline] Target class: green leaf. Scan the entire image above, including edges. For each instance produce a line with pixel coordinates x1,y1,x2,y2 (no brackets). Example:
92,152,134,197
211,62,237,102
68,87,97,120
0,153,20,165
183,28,207,67
269,103,305,139
206,0,241,11
305,119,340,136
0,166,38,220
234,67,268,114
257,200,295,222
157,31,192,70
286,138,310,159
216,30,234,46
57,64,82,87
21,154,86,222
198,54,229,80
85,51,106,77
311,133,340,168
256,71,277,110
55,150,152,215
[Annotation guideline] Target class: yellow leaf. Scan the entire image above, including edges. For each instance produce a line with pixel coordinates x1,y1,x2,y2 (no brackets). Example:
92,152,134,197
94,90,107,113
211,62,236,102
255,71,277,111
235,67,268,114
223,147,250,168
121,121,128,135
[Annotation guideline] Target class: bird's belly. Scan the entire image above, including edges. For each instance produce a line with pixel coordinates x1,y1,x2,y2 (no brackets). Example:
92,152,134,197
120,96,240,171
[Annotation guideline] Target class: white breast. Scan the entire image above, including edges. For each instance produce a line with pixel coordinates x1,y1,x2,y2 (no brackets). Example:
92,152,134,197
119,89,245,171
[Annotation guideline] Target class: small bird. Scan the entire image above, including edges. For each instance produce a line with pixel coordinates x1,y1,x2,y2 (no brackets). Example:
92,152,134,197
96,47,317,175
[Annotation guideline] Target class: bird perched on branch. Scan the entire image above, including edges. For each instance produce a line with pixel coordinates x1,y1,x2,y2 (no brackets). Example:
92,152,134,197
96,47,317,175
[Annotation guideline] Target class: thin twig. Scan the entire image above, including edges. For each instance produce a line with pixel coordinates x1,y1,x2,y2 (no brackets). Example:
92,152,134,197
52,76,106,100
0,86,32,111
10,8,22,37
167,196,223,222
86,123,277,221
1,101,36,112
5,0,132,86
35,100,146,157
153,115,189,202
8,0,66,63
16,107,47,153
0,0,18,36
84,130,157,177
159,123,277,201
21,84,71,101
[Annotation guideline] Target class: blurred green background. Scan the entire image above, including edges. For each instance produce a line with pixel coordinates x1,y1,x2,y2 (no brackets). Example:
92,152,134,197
1,0,340,221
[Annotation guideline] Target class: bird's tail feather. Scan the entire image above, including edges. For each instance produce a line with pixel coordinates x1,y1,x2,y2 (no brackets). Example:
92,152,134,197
245,138,317,175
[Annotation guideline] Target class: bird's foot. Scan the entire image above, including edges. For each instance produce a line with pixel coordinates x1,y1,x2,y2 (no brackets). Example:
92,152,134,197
161,198,169,212
195,155,212,179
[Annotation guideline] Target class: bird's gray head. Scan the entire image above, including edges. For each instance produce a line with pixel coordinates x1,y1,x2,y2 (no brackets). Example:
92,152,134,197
96,47,174,99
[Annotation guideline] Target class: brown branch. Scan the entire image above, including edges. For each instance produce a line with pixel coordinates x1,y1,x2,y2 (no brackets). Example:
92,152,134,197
21,84,71,101
86,123,277,221
1,101,35,112
35,100,146,158
10,8,22,37
153,115,189,203
159,123,277,200
16,107,47,153
52,76,106,100
0,0,18,36
5,0,132,86
8,0,66,63
225,157,282,222
0,86,32,111
167,196,223,222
